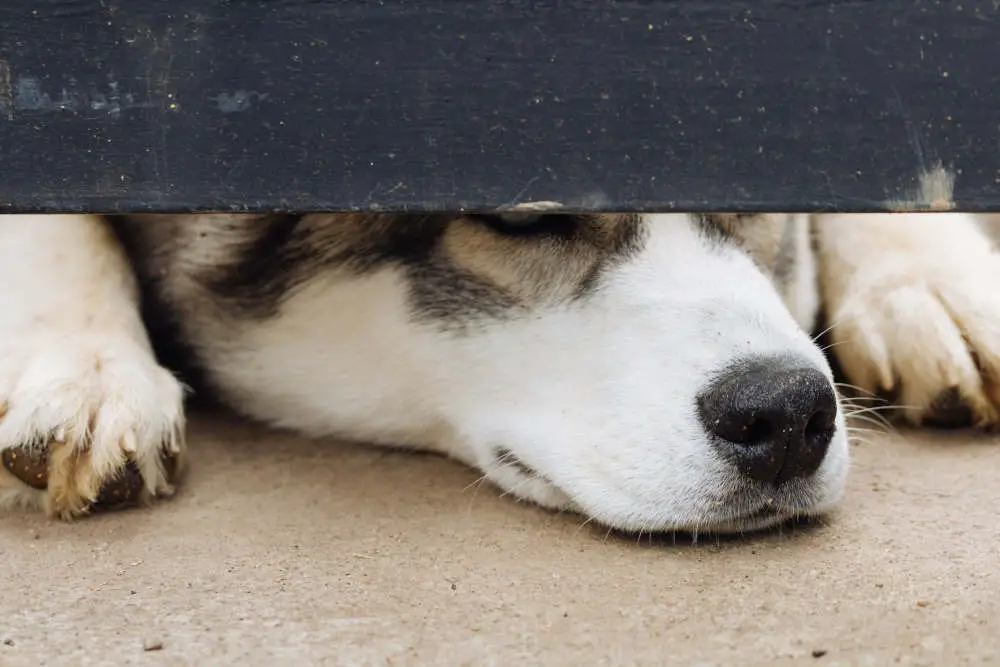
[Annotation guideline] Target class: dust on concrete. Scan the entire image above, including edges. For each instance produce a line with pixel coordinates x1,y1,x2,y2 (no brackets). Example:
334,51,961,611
0,411,998,666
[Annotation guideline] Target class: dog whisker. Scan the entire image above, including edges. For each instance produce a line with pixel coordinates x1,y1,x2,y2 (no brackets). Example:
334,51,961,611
462,474,494,518
573,515,597,537
819,340,849,353
845,427,878,446
462,473,490,494
844,408,893,429
847,413,895,433
839,395,915,411
834,381,882,398
811,318,844,344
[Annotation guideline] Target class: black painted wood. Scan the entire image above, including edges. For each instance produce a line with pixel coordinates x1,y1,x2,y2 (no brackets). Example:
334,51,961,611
0,0,997,213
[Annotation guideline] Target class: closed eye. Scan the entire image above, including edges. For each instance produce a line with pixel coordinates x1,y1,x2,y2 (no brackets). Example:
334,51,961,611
467,213,579,238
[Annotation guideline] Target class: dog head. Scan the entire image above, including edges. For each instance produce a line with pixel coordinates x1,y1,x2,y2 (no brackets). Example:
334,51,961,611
153,212,850,534
359,212,849,533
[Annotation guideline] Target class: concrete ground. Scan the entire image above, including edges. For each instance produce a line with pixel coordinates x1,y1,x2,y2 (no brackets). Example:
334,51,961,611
1,409,999,667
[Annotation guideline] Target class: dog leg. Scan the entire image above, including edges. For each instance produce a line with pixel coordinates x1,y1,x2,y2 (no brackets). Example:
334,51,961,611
0,215,185,518
814,213,1000,427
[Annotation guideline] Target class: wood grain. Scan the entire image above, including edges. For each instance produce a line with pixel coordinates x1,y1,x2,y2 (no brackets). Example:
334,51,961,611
0,1,997,213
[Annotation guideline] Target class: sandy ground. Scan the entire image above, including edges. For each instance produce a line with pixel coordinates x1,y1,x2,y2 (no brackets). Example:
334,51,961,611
1,409,999,667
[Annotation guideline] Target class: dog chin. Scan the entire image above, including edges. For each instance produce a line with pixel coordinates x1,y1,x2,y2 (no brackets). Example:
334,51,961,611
481,451,846,536
676,507,807,535
670,488,844,535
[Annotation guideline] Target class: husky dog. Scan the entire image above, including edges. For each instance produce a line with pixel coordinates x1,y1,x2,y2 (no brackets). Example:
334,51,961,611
1,212,999,533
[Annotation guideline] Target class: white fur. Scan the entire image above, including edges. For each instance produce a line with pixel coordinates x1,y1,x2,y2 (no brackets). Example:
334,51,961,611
0,215,185,518
781,213,822,332
816,212,1000,425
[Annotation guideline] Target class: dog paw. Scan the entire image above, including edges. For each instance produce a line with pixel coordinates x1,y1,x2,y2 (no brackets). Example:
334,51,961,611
0,334,185,519
829,252,1000,428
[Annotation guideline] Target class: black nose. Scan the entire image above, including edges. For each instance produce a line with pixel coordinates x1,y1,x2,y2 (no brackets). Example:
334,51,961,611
697,356,838,485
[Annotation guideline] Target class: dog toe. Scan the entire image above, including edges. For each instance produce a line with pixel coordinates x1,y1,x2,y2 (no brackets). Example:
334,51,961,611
832,267,1000,429
0,340,186,519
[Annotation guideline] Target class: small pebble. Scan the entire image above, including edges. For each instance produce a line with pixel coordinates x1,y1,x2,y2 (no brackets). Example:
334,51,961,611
143,639,164,652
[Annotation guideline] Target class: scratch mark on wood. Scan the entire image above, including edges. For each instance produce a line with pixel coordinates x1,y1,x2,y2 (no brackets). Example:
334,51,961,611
887,163,956,212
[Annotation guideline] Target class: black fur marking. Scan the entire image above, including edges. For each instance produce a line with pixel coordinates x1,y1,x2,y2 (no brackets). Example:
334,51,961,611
356,216,523,329
494,447,542,478
194,214,646,328
195,215,456,320
572,213,647,299
693,213,753,246
203,214,314,317
112,213,648,347
184,214,531,330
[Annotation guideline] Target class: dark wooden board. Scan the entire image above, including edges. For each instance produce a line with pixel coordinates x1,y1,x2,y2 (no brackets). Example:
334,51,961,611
0,0,997,213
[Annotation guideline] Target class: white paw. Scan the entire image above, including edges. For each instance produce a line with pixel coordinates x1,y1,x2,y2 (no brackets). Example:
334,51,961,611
0,332,186,519
829,251,1000,427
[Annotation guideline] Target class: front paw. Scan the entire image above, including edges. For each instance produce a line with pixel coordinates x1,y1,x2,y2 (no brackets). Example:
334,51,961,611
0,336,186,519
829,256,1000,428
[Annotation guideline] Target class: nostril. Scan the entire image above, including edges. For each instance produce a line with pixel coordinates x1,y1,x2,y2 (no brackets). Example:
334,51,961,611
805,408,836,447
742,418,774,448
717,415,773,448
